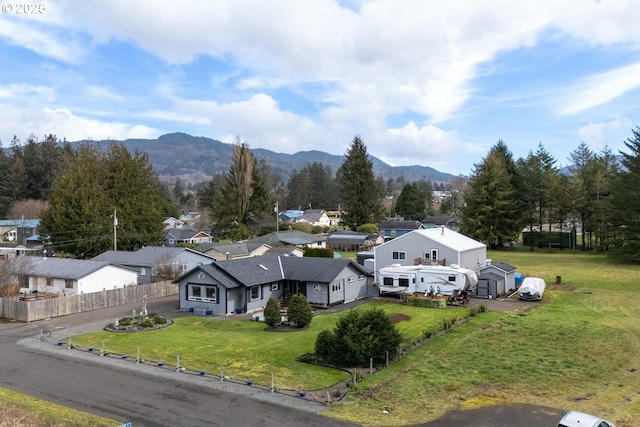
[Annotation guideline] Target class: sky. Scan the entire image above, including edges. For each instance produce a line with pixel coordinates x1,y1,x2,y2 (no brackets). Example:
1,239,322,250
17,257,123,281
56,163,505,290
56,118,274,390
1,0,639,176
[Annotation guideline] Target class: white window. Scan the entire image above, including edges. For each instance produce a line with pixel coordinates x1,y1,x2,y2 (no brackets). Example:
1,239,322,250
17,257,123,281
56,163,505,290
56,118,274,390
250,285,261,301
347,276,355,283
138,267,146,276
271,283,279,291
65,279,74,289
392,251,406,260
358,275,365,281
331,281,342,292
188,284,217,303
431,249,438,261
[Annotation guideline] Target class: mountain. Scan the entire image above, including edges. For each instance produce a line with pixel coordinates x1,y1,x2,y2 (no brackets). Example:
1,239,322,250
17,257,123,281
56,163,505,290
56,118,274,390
77,132,455,185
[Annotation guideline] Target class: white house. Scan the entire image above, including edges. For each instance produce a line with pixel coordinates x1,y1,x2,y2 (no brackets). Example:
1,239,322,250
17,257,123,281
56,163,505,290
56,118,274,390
19,257,138,296
373,227,487,284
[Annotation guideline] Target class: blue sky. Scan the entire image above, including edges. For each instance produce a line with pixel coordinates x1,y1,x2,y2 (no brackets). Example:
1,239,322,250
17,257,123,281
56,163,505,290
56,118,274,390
1,0,639,175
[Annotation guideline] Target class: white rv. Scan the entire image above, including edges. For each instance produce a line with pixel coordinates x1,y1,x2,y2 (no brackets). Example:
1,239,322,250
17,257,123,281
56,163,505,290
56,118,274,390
377,264,478,299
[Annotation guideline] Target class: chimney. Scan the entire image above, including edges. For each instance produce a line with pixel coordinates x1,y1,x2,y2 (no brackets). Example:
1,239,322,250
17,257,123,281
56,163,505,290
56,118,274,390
441,225,445,235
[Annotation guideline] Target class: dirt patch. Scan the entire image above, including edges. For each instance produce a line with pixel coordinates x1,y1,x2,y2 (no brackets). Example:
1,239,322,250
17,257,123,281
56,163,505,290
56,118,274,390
470,297,541,313
264,325,308,332
388,313,411,323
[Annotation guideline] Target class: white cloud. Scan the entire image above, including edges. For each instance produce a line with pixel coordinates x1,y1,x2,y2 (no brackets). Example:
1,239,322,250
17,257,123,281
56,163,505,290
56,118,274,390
578,117,633,150
556,63,640,115
0,84,55,101
0,105,160,142
372,122,464,170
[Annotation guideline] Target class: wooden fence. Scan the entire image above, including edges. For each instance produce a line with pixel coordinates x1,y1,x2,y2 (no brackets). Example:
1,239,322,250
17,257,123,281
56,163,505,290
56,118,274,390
0,281,179,322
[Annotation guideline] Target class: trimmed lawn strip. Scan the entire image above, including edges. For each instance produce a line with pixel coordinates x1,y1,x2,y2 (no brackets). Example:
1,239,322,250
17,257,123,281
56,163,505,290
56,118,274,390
0,387,117,427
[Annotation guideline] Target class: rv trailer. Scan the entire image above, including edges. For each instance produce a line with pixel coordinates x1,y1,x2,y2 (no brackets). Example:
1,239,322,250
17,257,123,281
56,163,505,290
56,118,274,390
377,264,478,299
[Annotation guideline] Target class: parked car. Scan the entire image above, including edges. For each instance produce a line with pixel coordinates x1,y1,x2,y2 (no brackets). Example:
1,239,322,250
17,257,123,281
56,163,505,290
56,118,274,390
557,410,615,427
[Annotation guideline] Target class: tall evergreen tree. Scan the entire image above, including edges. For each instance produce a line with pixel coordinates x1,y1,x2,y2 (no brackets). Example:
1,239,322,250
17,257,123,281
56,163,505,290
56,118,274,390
395,183,425,220
610,127,640,263
568,142,596,250
39,143,167,257
460,143,518,248
337,135,381,230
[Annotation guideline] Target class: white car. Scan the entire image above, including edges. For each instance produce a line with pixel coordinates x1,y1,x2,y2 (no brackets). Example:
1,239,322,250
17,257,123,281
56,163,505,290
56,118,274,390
557,410,615,427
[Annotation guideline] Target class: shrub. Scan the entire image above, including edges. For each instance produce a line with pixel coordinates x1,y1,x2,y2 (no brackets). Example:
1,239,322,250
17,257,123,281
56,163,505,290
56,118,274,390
119,317,132,326
303,247,334,258
264,297,281,328
287,294,313,328
315,329,334,360
356,223,379,234
321,307,402,367
140,319,154,328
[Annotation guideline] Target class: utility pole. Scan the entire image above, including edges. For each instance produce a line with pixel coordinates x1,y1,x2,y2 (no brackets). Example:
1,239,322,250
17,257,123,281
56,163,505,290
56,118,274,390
113,209,118,251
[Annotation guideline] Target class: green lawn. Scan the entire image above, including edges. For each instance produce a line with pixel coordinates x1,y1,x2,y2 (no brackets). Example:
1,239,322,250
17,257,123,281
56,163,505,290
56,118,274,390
71,248,640,427
72,302,470,391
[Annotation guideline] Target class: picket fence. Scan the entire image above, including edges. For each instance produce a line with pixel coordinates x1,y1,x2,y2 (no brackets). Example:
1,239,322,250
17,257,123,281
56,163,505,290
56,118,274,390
0,281,179,322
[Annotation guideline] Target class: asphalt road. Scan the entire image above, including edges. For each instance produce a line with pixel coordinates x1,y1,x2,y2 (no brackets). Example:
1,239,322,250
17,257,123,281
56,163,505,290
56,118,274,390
0,296,564,427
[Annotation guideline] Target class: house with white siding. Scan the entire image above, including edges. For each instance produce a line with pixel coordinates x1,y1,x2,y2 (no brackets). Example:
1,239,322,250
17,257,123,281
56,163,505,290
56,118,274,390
373,227,487,284
19,257,138,296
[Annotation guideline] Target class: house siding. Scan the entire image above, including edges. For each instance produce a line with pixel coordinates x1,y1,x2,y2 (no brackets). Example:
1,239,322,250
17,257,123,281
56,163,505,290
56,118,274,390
373,229,486,284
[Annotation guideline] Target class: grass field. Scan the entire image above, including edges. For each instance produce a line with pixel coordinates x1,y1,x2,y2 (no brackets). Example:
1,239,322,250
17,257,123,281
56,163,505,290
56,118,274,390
0,388,117,427
19,247,640,427
324,248,640,426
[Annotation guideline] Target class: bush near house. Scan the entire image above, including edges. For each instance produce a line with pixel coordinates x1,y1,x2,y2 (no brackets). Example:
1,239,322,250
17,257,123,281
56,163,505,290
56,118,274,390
264,297,281,327
287,294,313,328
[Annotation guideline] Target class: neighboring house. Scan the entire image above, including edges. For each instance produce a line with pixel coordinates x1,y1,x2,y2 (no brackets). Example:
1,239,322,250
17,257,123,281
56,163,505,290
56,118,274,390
163,217,184,230
193,241,271,261
164,227,213,247
174,255,370,315
19,257,137,296
296,209,331,228
327,231,384,252
279,209,304,223
378,220,425,240
93,246,215,283
246,230,326,249
0,219,40,245
3,228,17,242
92,250,154,284
422,216,460,232
478,261,518,298
179,212,201,226
373,227,487,283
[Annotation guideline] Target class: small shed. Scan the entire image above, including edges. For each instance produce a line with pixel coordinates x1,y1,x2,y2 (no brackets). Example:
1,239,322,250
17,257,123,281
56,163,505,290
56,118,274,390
479,261,518,292
476,272,505,299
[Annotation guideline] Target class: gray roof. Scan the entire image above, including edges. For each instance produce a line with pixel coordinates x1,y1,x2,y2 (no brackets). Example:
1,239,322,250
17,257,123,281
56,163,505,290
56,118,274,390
492,261,517,273
165,227,209,240
175,255,369,287
194,241,264,257
281,257,368,283
25,257,127,280
92,250,153,267
327,231,368,245
93,246,214,266
378,220,425,230
247,230,324,246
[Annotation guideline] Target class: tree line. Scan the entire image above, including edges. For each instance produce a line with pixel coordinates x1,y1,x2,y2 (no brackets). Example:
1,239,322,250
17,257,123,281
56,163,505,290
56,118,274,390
459,126,640,263
3,127,640,264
